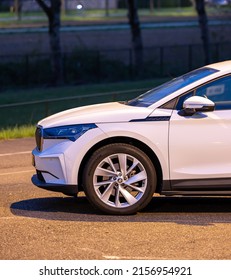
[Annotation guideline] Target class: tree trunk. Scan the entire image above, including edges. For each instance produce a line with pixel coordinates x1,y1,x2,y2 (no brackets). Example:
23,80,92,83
157,0,161,9
150,0,154,13
35,0,63,86
127,0,143,73
49,0,63,85
195,0,210,65
14,0,22,21
105,0,109,17
61,0,66,16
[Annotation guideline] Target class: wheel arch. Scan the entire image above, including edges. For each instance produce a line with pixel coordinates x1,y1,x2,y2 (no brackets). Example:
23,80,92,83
78,136,163,193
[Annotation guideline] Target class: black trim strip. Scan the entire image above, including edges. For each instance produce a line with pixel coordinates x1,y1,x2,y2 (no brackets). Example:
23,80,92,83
171,178,231,191
161,190,231,196
162,178,231,193
130,116,171,122
31,175,78,195
37,170,59,179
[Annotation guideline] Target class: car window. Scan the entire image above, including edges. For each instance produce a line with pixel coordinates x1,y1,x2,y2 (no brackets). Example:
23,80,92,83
128,67,218,107
175,91,194,110
195,75,231,110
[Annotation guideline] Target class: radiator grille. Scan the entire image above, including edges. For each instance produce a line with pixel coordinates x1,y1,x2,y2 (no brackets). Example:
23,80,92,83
35,126,43,151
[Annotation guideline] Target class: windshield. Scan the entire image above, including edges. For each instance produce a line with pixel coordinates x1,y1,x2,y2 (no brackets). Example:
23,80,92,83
128,67,219,107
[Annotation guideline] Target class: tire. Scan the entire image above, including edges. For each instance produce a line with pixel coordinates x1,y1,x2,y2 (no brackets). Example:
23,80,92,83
83,143,157,215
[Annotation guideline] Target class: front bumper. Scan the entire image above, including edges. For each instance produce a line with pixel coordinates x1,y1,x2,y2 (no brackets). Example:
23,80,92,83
31,174,78,195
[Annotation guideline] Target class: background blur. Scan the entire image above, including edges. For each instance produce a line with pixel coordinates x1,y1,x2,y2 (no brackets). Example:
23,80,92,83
0,0,231,132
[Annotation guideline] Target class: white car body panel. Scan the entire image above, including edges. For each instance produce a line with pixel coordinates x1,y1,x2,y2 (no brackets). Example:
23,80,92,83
38,102,153,127
33,128,108,185
98,121,170,181
169,109,231,180
183,96,215,109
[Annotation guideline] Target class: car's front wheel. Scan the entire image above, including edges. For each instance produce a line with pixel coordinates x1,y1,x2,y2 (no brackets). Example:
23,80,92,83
83,143,156,215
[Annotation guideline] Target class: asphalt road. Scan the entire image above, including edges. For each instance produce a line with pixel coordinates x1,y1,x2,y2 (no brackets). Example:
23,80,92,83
0,138,231,260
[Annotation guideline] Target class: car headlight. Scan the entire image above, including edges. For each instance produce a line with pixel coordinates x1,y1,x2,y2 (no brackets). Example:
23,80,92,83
43,124,97,141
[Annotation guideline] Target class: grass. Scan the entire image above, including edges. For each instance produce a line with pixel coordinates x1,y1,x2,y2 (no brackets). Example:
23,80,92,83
0,79,166,105
1,7,230,28
62,7,198,21
0,125,35,140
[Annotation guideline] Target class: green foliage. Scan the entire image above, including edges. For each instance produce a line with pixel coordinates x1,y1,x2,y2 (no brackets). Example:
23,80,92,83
0,125,35,140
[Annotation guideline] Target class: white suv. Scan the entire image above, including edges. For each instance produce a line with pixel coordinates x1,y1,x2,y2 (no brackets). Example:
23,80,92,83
32,61,231,215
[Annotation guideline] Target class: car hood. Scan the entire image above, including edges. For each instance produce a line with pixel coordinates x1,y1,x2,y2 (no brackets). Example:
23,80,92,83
38,102,153,128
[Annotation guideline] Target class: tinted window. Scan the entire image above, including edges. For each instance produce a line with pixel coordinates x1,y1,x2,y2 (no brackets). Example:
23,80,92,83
128,67,218,107
176,91,194,110
196,75,231,110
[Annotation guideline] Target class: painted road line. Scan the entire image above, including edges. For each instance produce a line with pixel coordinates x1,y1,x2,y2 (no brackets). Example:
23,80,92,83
0,151,31,157
0,170,34,176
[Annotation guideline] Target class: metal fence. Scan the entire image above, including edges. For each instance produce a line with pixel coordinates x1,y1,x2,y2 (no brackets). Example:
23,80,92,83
0,43,230,89
1,41,231,128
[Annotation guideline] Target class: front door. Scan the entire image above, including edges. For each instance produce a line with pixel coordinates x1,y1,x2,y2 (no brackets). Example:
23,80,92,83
169,75,231,191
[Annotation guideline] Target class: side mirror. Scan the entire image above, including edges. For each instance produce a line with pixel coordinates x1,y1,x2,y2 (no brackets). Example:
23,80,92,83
182,96,215,116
